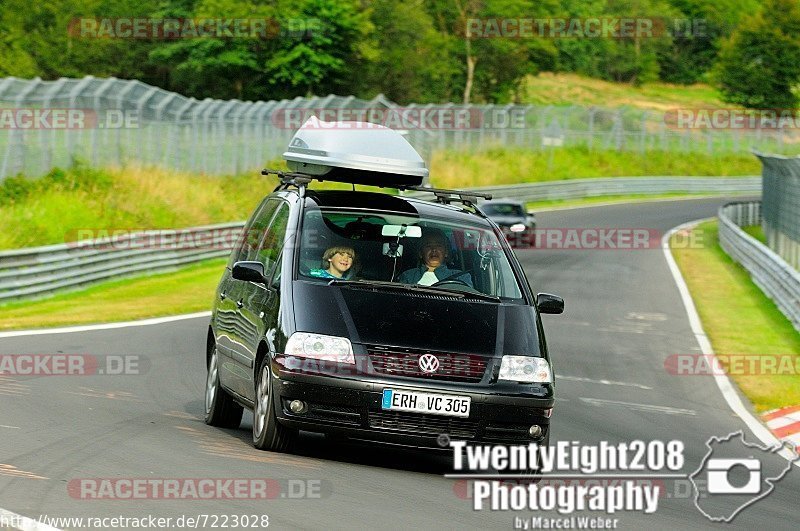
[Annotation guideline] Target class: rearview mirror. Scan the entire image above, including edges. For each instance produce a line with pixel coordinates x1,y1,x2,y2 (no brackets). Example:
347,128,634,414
536,293,564,314
381,225,422,238
232,261,266,284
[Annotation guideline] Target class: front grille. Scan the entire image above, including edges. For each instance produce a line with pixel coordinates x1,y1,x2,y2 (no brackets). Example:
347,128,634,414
368,349,486,382
369,411,478,438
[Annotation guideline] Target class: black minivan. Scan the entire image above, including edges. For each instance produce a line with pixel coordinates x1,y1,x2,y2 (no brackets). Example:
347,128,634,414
205,119,563,452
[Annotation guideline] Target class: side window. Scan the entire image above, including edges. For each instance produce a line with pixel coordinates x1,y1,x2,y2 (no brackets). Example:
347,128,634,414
252,202,290,278
228,198,279,267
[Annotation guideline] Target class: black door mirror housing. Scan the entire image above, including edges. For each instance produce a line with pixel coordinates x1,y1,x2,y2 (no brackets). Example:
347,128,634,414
537,292,564,314
232,261,266,284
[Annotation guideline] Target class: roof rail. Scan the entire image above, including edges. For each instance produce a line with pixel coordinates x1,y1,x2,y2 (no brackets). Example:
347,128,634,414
262,169,313,193
261,168,492,207
398,184,492,207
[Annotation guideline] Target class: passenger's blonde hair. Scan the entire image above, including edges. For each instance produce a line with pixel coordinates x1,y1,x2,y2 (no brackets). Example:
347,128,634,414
322,246,356,268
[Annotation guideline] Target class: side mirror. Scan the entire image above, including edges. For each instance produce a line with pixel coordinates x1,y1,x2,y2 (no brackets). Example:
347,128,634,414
232,261,266,284
537,293,564,314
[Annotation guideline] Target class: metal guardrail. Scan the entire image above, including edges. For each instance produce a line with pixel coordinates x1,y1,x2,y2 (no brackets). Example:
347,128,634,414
718,201,800,332
0,222,243,302
405,176,761,202
755,152,800,270
0,176,762,304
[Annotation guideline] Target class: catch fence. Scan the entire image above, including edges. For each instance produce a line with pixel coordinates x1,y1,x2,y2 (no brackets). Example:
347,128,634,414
0,76,795,180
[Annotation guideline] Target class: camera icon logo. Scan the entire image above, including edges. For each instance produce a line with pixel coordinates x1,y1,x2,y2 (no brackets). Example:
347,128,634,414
706,458,761,494
690,431,799,522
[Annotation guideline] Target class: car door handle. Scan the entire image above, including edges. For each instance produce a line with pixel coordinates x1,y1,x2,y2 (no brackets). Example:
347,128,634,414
236,300,244,309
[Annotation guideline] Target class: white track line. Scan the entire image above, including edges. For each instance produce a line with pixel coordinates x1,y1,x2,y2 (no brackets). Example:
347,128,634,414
0,508,60,531
0,313,214,531
579,397,697,416
558,375,652,390
662,218,800,466
0,311,211,338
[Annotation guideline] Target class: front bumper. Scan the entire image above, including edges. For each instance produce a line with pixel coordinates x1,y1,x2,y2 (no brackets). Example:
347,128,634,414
501,227,535,248
270,356,553,449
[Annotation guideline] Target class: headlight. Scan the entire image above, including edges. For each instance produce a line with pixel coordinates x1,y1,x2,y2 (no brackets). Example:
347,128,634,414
510,223,526,232
284,333,355,364
498,356,552,383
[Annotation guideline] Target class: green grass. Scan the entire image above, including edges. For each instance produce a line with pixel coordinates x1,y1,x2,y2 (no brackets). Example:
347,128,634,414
429,146,759,189
523,73,725,110
671,221,800,412
0,149,760,250
742,224,767,245
0,258,226,330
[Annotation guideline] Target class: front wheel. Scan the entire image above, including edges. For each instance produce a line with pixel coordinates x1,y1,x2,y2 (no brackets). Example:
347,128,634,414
205,344,244,428
253,356,297,451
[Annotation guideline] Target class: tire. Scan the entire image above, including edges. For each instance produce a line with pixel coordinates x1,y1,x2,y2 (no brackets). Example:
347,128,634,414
253,356,297,452
204,342,244,429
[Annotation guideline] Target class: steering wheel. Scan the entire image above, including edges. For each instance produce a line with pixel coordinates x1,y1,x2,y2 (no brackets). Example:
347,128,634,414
431,278,471,288
431,271,472,288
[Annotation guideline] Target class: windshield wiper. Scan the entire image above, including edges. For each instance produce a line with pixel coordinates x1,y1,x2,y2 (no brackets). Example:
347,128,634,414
433,287,501,302
327,279,500,302
328,279,463,297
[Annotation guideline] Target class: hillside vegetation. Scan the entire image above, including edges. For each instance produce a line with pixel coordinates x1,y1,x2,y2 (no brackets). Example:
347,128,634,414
3,0,799,110
523,73,725,110
0,148,760,249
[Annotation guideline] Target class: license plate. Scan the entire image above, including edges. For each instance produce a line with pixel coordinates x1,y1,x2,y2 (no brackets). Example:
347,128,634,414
381,389,471,418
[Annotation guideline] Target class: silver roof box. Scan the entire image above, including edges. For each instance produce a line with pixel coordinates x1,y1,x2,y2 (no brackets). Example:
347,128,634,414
283,116,428,187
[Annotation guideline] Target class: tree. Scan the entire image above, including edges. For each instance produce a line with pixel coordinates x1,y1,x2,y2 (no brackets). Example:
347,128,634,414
426,0,557,104
715,0,800,108
555,0,676,85
148,0,275,99
263,0,372,97
364,0,459,103
658,0,762,84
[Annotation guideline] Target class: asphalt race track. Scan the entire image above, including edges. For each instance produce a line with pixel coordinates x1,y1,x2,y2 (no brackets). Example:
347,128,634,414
1,197,798,530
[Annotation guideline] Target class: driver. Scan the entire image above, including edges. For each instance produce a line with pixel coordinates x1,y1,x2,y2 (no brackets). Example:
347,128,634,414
397,229,473,287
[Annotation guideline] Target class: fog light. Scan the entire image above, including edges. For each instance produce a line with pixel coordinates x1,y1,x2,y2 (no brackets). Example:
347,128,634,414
289,400,307,414
529,425,543,438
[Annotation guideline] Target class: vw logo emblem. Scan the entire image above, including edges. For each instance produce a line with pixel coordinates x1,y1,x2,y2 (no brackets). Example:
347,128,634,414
418,354,440,373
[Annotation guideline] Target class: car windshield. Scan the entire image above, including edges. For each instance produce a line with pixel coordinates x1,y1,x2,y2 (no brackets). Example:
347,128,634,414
297,205,525,301
481,203,525,217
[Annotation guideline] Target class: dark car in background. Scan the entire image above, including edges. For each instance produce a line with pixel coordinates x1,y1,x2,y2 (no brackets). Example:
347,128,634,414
204,118,563,454
478,200,537,248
